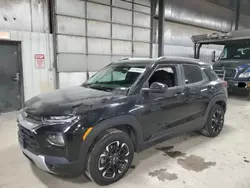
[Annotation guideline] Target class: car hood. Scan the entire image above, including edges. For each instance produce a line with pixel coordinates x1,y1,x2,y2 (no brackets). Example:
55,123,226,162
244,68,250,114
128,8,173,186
24,86,123,116
214,59,250,70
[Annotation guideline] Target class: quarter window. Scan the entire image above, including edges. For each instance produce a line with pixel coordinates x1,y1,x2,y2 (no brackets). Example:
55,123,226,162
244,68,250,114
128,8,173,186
183,65,203,84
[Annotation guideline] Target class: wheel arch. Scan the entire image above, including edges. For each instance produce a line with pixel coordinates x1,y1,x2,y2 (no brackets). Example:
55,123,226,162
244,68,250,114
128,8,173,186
205,94,227,120
79,115,143,164
215,100,226,112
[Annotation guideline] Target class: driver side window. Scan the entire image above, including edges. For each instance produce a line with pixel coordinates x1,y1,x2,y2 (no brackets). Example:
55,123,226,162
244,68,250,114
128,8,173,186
147,66,177,88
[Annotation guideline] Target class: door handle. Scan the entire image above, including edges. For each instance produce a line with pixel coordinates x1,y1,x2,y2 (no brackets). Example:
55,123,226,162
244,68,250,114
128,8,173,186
174,92,185,97
12,73,20,82
207,85,215,91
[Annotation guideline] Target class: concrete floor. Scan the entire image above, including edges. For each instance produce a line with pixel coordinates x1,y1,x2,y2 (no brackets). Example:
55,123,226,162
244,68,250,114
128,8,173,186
0,96,250,188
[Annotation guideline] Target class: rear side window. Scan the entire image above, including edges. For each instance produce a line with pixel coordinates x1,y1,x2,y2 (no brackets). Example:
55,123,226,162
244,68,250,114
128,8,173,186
183,65,203,84
203,68,219,81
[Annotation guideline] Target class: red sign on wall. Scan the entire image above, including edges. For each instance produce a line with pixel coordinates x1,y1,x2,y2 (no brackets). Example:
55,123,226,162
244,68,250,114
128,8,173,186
35,54,45,69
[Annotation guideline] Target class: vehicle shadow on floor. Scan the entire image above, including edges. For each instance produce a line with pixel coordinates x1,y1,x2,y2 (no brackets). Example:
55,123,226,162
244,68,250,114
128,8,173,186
31,125,234,187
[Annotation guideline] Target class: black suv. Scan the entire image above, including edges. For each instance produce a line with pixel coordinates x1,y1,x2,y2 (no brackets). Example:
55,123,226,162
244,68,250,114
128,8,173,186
18,57,227,185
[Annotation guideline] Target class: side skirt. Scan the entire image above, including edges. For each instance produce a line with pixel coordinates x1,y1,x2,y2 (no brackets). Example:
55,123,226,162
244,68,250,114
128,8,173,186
138,117,205,152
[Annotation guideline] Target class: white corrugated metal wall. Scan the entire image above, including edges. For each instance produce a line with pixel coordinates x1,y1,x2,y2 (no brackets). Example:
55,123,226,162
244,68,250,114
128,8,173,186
0,0,50,33
54,0,152,88
153,0,250,63
0,0,55,101
2,0,250,100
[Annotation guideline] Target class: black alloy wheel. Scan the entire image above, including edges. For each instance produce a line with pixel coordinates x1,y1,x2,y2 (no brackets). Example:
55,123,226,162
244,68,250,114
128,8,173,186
201,104,225,137
86,129,134,185
98,141,130,179
211,109,224,133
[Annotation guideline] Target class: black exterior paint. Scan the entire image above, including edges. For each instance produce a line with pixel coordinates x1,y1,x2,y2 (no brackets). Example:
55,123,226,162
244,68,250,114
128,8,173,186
18,57,227,176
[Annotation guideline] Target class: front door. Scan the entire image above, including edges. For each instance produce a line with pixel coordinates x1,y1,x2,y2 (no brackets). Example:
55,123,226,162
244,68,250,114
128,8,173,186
138,64,187,140
0,42,21,113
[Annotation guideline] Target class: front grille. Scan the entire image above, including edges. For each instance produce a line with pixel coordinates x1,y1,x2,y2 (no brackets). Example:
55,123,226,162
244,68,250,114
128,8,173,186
18,125,39,154
214,69,226,79
225,69,237,78
214,68,237,80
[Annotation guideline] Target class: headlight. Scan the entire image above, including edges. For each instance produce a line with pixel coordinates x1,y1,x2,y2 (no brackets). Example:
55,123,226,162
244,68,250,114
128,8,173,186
42,115,80,124
239,70,250,78
47,133,65,147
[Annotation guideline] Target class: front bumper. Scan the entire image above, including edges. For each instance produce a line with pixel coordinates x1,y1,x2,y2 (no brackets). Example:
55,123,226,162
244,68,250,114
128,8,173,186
17,113,85,176
21,146,53,173
21,145,84,176
227,80,250,92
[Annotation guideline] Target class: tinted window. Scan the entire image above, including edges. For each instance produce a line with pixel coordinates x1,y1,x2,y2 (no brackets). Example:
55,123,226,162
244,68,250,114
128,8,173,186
183,65,203,84
148,66,177,88
219,44,250,60
203,68,219,81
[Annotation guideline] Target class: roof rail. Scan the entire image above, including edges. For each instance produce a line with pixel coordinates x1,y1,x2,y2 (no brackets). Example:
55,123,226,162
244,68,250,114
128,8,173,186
120,57,130,60
112,57,129,63
117,57,152,62
157,56,167,61
119,57,151,61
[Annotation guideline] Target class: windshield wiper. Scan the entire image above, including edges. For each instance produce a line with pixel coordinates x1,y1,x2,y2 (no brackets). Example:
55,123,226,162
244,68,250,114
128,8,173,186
88,84,113,92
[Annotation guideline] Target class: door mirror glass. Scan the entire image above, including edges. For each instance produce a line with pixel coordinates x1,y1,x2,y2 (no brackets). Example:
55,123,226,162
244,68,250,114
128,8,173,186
142,82,168,93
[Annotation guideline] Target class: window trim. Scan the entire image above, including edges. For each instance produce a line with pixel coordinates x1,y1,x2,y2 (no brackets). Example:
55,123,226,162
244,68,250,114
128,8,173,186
202,67,219,81
181,64,209,86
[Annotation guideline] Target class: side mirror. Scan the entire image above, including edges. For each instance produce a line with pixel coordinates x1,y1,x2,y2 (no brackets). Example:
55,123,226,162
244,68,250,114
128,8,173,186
142,82,168,93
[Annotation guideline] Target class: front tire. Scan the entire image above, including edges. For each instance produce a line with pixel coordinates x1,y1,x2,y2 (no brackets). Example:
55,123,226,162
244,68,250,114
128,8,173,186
85,129,134,186
201,104,225,137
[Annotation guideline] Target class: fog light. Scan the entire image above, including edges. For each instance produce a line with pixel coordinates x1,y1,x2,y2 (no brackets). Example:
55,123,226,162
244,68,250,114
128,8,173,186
47,133,65,147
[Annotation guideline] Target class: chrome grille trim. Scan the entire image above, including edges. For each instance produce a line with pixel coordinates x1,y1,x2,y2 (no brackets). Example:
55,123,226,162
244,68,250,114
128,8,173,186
214,68,238,79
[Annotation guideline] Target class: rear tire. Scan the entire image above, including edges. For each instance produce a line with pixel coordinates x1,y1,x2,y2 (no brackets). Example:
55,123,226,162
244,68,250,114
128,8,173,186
85,129,134,186
201,104,225,137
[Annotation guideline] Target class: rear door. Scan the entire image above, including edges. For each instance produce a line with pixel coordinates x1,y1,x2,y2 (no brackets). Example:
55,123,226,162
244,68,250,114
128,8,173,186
181,64,210,130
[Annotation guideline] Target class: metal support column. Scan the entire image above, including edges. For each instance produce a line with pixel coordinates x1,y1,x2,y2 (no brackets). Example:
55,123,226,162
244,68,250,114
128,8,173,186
194,43,197,59
197,44,202,59
235,0,240,30
150,0,157,58
158,0,165,57
50,0,59,89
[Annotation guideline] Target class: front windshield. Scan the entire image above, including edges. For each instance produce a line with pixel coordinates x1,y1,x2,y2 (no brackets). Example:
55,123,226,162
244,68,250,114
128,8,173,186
83,63,147,91
219,44,250,60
